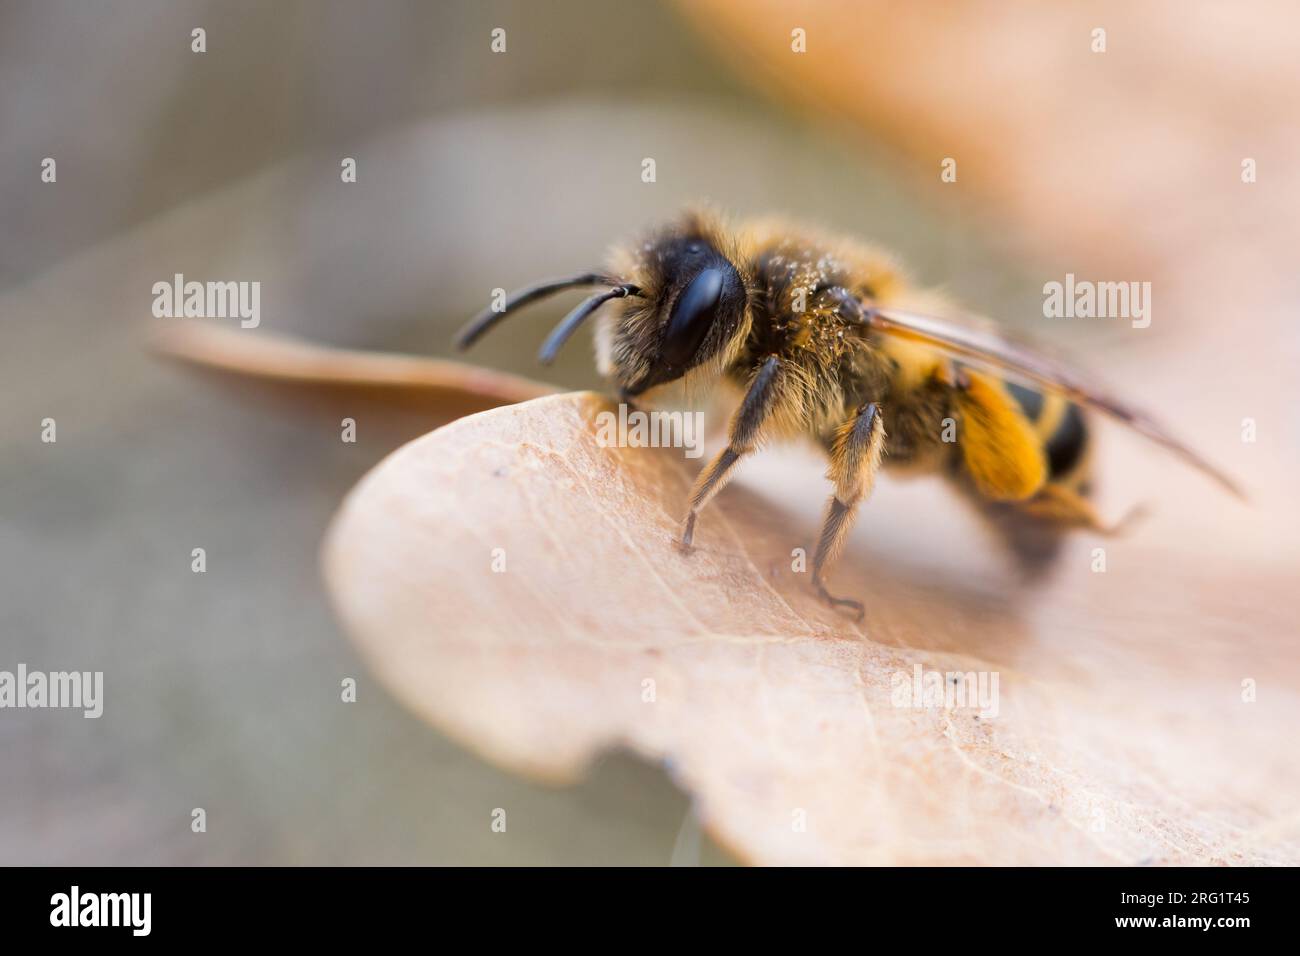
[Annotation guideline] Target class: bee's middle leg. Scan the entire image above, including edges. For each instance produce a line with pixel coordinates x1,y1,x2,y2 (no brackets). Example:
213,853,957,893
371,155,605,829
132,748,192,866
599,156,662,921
812,402,885,620
680,355,782,550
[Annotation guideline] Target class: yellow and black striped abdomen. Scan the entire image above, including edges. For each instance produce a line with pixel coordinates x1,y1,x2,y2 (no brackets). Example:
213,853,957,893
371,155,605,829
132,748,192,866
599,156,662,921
957,380,1099,575
1004,381,1091,492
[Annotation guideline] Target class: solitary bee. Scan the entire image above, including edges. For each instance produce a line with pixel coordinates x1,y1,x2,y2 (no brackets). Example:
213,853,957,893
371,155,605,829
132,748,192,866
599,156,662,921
456,209,1241,617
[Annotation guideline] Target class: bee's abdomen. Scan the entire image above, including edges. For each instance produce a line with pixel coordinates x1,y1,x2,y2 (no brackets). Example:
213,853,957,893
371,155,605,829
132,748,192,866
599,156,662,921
1006,381,1090,488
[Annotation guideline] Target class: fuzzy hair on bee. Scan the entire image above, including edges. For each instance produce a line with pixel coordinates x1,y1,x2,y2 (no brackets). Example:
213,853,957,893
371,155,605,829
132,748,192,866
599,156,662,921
456,207,1243,619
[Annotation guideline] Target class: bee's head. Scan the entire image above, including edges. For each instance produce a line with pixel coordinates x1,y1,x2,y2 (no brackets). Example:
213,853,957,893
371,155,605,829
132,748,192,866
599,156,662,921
597,216,750,399
453,209,750,399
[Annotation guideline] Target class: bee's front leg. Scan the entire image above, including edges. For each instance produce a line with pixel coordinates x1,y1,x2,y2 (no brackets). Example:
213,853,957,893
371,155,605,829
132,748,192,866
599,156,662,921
812,402,885,621
680,355,782,551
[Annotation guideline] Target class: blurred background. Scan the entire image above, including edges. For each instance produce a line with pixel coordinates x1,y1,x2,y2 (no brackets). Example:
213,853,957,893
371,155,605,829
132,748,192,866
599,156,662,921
2,0,1297,864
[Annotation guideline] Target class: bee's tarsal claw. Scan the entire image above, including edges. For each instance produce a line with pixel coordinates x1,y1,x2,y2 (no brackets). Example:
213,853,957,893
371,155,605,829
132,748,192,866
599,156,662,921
677,512,697,554
814,579,865,622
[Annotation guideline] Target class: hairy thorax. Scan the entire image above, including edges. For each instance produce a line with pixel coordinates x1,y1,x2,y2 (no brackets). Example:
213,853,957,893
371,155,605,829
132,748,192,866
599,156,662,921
728,229,952,469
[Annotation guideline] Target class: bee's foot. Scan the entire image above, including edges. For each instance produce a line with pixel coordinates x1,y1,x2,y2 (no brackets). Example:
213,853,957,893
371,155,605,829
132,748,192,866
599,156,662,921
814,578,865,622
1106,502,1150,537
677,512,697,554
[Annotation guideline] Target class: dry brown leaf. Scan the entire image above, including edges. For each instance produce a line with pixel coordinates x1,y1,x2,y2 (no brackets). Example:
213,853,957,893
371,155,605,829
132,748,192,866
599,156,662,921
152,322,554,425
322,390,1300,866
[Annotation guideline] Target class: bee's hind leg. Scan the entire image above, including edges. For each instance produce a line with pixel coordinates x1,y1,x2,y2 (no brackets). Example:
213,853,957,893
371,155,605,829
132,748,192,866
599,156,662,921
966,481,1149,583
812,402,885,621
1019,483,1150,536
680,356,783,551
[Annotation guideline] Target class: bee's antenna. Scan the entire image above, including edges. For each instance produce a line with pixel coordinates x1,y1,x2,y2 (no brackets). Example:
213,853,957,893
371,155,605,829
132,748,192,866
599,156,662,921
454,272,608,350
538,284,640,365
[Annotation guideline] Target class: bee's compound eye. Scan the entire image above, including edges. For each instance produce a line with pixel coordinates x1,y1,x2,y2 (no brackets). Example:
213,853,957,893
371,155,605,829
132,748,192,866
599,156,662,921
662,268,724,370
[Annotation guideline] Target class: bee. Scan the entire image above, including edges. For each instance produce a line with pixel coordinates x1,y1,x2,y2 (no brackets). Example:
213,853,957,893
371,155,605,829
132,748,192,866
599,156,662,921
456,208,1242,618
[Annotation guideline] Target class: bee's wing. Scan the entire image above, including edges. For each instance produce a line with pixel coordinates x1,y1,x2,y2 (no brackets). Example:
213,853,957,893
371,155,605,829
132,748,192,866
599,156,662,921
863,304,1246,500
